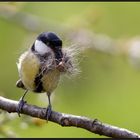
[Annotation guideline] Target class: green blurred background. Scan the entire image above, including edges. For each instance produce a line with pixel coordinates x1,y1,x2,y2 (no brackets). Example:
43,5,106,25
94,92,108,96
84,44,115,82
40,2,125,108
0,2,140,138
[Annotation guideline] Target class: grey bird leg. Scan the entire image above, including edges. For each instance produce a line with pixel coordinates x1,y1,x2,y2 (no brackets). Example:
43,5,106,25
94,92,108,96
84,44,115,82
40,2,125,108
17,89,28,117
45,92,52,121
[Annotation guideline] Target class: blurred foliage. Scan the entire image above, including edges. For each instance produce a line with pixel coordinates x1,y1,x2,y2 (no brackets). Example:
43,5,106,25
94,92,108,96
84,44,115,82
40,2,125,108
0,2,140,138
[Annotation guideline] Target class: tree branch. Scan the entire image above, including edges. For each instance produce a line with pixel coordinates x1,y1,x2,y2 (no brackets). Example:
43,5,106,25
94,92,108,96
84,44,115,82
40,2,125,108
0,96,139,138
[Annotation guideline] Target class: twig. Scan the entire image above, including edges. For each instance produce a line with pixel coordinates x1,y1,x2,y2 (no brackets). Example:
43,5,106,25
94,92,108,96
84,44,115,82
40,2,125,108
0,96,139,138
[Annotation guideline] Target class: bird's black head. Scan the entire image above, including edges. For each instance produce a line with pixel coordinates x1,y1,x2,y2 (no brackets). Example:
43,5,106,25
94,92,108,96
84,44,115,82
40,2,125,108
37,32,62,46
32,32,63,64
37,32,63,63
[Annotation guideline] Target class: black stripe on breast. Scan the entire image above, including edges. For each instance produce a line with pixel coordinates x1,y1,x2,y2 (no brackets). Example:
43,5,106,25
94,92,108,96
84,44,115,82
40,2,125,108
34,68,44,93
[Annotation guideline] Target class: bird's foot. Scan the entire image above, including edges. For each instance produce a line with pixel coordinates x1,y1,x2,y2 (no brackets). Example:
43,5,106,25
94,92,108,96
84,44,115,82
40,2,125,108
17,98,27,117
45,105,52,121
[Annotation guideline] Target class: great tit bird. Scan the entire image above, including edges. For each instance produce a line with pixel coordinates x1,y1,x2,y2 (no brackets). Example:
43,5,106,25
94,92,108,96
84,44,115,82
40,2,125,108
16,31,80,120
16,32,65,120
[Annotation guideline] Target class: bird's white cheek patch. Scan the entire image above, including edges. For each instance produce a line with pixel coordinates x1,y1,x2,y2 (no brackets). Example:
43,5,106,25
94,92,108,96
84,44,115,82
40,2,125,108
35,40,52,55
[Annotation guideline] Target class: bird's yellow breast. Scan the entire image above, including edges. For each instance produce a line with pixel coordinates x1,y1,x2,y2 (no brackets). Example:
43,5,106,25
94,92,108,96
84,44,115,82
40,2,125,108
18,50,61,93
42,69,60,93
18,51,40,91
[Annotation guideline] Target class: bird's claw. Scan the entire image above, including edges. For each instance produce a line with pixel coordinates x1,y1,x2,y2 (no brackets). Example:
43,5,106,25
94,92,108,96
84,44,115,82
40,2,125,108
17,98,27,117
45,105,52,121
